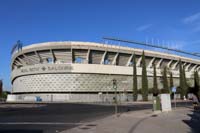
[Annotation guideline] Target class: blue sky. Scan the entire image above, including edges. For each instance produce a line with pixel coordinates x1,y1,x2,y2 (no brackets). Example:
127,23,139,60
0,0,200,91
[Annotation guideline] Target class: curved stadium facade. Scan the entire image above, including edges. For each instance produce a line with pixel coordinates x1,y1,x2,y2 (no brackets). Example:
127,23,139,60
9,41,200,102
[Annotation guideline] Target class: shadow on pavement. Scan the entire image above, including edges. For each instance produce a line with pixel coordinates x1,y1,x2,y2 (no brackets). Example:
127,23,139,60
0,102,192,133
0,129,43,133
182,106,200,133
0,103,147,133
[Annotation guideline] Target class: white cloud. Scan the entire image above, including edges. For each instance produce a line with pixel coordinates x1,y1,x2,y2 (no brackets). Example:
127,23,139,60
183,12,200,24
183,12,200,32
193,22,200,32
136,24,152,32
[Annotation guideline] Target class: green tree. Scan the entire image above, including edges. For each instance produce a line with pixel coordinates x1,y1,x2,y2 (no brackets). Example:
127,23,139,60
152,63,159,96
194,71,200,87
162,66,169,93
0,80,2,97
169,72,174,89
169,72,174,99
179,59,184,99
194,71,199,86
194,71,200,101
182,66,188,98
141,51,148,101
1,91,8,99
132,53,138,101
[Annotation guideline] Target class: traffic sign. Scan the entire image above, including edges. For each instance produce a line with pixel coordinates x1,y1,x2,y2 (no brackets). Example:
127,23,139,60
172,87,176,93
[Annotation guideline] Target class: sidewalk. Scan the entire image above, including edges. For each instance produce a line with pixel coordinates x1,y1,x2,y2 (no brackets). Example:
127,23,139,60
62,106,200,133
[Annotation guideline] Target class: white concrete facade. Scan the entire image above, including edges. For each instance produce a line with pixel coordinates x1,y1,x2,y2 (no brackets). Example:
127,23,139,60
10,41,200,102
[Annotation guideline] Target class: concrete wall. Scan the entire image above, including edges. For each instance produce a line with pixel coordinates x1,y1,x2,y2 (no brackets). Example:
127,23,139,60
12,72,183,93
7,93,181,102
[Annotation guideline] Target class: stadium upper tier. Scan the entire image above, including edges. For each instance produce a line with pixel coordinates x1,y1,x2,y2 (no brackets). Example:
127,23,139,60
12,41,200,71
9,41,200,102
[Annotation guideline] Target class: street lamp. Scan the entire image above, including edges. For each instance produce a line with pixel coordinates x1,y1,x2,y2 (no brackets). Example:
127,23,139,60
112,79,118,116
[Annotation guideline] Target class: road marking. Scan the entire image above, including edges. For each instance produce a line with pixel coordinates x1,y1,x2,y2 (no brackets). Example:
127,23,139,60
0,122,84,125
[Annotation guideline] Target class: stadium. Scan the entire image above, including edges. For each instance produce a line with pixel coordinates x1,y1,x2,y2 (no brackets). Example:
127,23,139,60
7,40,200,102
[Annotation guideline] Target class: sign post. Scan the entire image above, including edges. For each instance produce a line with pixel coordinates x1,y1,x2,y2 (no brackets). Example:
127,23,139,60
172,87,177,109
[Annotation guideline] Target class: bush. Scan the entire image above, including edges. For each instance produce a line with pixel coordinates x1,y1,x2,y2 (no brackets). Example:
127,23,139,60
160,88,170,94
0,91,10,99
138,88,161,95
137,89,142,94
148,88,153,94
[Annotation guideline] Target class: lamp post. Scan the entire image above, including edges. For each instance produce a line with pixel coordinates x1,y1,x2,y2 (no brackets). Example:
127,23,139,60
113,79,118,116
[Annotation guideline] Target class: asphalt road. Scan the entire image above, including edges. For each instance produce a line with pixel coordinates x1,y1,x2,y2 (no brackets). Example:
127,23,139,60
0,102,192,133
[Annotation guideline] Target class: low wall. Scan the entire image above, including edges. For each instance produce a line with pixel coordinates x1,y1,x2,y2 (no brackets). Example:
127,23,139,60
6,93,181,103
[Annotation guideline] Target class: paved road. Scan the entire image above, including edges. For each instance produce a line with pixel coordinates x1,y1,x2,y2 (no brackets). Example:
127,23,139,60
65,106,200,133
0,102,192,133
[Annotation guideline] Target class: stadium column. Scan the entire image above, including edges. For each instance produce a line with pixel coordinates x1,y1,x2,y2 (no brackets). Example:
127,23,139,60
185,63,191,71
126,53,133,66
190,65,198,72
147,57,155,68
22,54,32,65
101,51,107,64
196,66,200,72
13,59,23,66
35,51,43,63
136,56,142,67
50,49,56,63
167,60,173,68
86,49,90,64
17,57,27,65
112,53,119,65
156,58,163,69
172,61,179,70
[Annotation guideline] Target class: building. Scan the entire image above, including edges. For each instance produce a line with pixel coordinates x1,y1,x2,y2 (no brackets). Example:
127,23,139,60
8,41,200,102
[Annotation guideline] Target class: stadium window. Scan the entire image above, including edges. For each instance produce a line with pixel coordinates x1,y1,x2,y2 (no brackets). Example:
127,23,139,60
104,59,110,65
129,61,133,66
47,58,53,63
75,57,84,63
